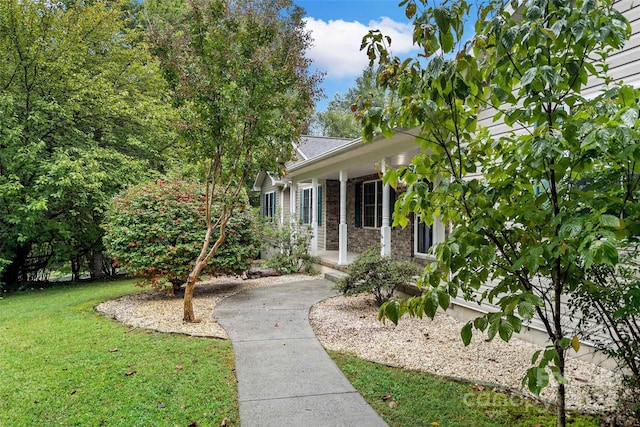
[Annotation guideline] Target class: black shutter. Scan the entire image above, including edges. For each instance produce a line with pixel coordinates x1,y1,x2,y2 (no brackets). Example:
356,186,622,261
317,185,323,226
354,182,362,228
389,187,396,226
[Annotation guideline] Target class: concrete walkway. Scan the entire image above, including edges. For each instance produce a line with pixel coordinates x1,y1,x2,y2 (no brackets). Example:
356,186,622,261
215,279,388,427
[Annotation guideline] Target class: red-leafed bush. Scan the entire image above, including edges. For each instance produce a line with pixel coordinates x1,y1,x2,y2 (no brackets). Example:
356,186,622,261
103,179,258,292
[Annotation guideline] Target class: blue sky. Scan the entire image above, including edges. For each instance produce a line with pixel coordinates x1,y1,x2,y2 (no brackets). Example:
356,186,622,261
297,0,420,111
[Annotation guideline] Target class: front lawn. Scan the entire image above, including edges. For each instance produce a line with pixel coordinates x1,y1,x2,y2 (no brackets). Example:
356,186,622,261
330,351,604,427
0,279,238,426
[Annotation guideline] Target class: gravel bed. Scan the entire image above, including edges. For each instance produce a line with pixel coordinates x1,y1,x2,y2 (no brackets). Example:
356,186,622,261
96,275,622,416
309,293,622,415
96,274,309,339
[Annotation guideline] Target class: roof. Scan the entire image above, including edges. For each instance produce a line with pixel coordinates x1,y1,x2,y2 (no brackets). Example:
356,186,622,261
289,135,351,166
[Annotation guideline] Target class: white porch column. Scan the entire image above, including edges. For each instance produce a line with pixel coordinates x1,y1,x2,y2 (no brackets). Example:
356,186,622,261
338,169,348,265
279,188,285,226
290,180,297,223
380,158,391,257
310,177,318,256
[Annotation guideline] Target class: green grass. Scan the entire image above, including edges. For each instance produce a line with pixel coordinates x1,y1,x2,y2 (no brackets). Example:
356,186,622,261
0,279,238,427
0,279,607,427
330,351,604,427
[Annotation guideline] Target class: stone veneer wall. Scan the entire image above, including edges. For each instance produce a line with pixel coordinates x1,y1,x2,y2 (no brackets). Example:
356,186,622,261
342,174,430,267
325,180,340,250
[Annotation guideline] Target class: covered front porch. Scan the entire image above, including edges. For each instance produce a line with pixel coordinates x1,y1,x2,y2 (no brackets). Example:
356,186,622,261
315,250,359,272
289,131,423,265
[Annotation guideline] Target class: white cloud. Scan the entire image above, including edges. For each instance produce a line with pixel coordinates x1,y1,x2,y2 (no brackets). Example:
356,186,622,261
304,16,418,80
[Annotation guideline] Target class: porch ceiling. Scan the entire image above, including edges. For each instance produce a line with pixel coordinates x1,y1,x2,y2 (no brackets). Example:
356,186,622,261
288,129,422,182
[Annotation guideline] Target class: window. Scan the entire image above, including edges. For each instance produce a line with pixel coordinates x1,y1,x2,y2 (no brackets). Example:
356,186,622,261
300,187,312,224
363,180,383,228
415,215,433,256
263,192,276,222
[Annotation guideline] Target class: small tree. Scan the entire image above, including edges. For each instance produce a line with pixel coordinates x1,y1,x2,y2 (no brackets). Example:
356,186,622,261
263,220,316,274
360,0,639,425
104,180,258,293
335,245,419,306
146,0,320,321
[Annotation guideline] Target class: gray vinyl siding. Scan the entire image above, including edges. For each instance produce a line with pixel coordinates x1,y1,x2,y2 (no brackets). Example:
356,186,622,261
477,3,640,137
460,6,640,340
579,1,640,96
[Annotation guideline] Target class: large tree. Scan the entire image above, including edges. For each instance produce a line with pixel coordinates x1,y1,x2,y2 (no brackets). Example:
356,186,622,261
0,0,176,288
147,0,321,322
360,0,638,425
312,67,388,138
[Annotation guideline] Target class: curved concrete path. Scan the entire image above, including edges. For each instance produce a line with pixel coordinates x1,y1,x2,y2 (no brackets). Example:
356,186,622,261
215,279,388,427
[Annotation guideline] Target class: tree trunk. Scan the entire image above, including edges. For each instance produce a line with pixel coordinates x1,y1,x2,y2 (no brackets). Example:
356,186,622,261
88,251,107,280
71,257,81,282
183,278,196,322
556,346,566,427
2,244,31,286
183,260,206,322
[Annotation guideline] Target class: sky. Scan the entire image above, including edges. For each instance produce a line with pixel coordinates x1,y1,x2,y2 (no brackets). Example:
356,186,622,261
297,0,420,111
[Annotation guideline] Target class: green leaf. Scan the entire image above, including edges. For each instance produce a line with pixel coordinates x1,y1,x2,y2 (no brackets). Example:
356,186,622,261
487,319,500,341
559,218,583,238
380,300,401,325
437,288,451,310
558,337,571,350
520,67,537,86
474,316,489,331
461,322,473,346
531,349,542,365
441,31,454,53
498,320,514,341
553,371,569,384
517,300,535,320
525,367,549,396
599,214,621,228
539,66,559,87
571,18,587,41
620,108,638,127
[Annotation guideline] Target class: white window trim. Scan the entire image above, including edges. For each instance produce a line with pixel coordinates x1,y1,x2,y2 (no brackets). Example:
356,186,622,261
362,179,382,229
414,215,446,260
264,191,276,222
301,187,313,225
414,214,434,259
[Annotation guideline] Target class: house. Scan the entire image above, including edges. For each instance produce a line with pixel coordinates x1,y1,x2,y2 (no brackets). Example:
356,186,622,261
254,1,640,357
253,133,448,268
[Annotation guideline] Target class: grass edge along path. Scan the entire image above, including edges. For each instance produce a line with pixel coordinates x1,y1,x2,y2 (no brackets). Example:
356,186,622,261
0,279,238,427
329,351,604,427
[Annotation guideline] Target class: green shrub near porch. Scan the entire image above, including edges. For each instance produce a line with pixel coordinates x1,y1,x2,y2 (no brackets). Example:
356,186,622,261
335,245,420,306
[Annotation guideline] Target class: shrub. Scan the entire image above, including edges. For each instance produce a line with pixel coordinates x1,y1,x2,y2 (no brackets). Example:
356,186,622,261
335,245,420,306
103,179,259,292
571,240,640,424
262,219,316,274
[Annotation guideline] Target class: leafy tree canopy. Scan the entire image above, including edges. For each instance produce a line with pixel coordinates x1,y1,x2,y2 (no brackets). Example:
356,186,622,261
312,67,388,138
146,0,321,321
0,0,177,288
360,0,639,424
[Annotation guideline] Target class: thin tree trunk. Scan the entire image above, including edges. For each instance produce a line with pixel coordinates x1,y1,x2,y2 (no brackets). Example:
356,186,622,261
183,260,206,322
556,346,566,427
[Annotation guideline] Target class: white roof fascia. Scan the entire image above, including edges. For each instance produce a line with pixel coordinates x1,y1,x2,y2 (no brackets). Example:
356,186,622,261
287,128,419,181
